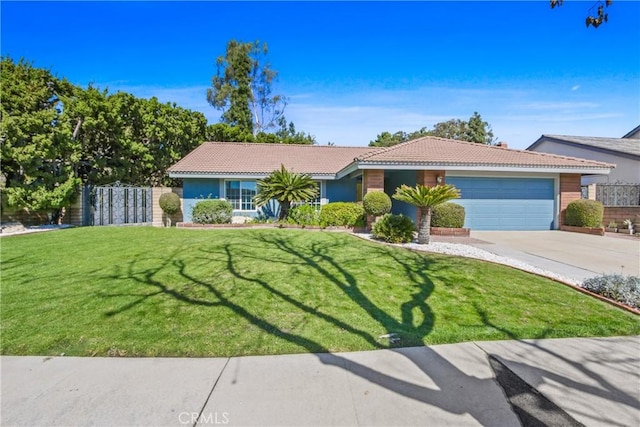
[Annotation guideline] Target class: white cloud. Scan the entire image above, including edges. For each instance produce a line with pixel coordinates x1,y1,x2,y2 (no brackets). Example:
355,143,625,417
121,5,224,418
572,85,580,91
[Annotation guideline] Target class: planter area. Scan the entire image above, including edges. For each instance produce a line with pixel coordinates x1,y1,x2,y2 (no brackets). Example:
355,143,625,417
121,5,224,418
430,227,470,237
176,222,367,233
560,225,605,236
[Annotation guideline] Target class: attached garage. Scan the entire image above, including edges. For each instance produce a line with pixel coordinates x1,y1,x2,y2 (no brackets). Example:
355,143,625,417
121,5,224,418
446,177,555,231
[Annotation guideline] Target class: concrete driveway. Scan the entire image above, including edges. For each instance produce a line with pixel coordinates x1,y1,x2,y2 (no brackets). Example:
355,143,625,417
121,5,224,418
468,231,639,283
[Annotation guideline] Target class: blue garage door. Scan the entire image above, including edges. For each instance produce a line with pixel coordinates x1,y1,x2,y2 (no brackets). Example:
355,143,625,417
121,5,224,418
446,177,555,231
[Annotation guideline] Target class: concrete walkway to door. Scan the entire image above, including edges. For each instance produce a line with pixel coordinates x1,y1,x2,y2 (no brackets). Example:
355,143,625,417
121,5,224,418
468,231,640,283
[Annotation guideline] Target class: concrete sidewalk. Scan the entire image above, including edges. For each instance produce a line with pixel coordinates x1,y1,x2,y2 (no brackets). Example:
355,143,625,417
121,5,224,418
2,336,638,427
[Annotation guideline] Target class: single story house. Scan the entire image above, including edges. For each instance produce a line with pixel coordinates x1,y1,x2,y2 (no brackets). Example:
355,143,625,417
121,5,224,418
167,137,614,230
526,128,639,185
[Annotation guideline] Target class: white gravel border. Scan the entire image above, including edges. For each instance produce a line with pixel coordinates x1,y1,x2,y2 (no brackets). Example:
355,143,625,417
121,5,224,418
356,233,582,286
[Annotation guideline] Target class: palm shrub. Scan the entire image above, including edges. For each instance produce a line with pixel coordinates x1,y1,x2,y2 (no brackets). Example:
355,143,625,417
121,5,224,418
564,199,603,227
319,202,365,227
431,203,465,228
363,191,392,217
393,184,461,244
191,199,233,224
372,214,415,243
158,192,181,227
254,164,319,221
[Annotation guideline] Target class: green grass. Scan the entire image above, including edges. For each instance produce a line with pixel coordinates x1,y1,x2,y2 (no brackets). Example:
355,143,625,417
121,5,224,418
1,227,638,357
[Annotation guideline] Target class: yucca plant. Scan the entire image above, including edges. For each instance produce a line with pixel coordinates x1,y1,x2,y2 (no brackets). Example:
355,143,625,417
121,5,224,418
392,184,461,244
254,164,319,221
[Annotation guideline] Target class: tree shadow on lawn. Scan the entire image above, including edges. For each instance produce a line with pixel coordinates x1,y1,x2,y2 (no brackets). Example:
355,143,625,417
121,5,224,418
100,232,516,425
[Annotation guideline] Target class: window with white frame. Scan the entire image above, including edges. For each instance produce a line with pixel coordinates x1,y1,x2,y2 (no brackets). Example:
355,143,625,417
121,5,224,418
225,180,257,211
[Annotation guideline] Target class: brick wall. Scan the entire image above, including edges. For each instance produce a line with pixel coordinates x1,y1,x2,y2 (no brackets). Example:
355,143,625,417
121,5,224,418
560,174,582,225
1,191,84,226
363,170,384,194
417,170,445,187
152,187,184,227
603,207,640,226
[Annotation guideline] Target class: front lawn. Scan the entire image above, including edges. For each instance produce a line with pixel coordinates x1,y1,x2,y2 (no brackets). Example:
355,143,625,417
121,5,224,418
1,227,638,357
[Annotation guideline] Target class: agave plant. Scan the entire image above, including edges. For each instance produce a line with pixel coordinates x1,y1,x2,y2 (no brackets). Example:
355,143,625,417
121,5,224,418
254,164,319,221
392,184,461,244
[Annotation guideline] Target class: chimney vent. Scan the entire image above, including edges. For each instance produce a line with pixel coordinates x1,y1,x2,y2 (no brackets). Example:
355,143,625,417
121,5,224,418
496,141,508,148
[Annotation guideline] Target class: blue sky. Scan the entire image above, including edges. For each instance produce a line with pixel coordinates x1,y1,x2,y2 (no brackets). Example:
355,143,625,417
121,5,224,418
2,1,639,148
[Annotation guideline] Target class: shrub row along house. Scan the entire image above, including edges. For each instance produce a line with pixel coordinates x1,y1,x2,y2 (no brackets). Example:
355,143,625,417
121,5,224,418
167,136,613,230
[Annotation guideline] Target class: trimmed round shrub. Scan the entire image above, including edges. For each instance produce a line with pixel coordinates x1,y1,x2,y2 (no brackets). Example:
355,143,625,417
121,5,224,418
319,202,365,227
363,191,392,217
430,203,465,228
158,192,181,215
287,204,321,226
564,199,603,227
191,199,233,224
372,214,416,243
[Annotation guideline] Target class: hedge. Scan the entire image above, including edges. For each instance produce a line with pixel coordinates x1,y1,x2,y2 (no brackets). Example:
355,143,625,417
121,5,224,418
191,199,233,224
430,203,465,228
319,202,365,227
564,199,603,227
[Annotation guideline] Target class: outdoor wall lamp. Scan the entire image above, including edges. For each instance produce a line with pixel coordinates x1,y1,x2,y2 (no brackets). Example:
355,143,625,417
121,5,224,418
436,175,443,184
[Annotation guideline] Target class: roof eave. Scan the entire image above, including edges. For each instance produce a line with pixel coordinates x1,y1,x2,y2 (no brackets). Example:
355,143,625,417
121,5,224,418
355,162,613,175
167,171,338,180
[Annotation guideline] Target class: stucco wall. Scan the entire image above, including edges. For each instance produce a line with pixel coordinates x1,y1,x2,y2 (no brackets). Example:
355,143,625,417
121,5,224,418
530,140,639,184
384,170,417,218
182,178,221,222
326,177,359,203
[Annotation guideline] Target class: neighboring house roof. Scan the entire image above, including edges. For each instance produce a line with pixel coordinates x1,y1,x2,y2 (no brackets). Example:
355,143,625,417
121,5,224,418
353,136,614,170
167,142,378,178
527,134,640,159
622,125,640,140
168,138,614,179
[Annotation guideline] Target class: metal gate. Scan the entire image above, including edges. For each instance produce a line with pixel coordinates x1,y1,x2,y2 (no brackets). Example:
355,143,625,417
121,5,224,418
89,182,152,226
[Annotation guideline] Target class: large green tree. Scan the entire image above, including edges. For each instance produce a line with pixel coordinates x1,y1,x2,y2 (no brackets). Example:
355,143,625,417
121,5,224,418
254,165,319,221
1,56,208,222
369,112,495,147
392,184,460,244
207,40,286,136
0,57,81,221
65,88,207,187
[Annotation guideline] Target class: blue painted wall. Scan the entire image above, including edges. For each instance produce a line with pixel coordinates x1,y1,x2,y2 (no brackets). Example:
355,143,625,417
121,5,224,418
326,178,359,203
182,178,220,222
385,170,417,219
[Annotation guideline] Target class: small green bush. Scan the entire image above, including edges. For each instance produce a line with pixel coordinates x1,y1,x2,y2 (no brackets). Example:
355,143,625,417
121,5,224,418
191,199,233,224
363,191,392,217
319,202,365,227
431,203,465,228
158,192,181,215
372,214,416,243
287,204,321,226
564,199,604,227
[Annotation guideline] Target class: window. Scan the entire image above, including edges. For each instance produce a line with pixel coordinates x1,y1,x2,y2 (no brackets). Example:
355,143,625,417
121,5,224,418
225,180,257,211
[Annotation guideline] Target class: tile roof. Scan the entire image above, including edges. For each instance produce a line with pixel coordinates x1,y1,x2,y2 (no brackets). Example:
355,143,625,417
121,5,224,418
536,134,640,157
356,136,615,169
168,138,614,178
167,142,379,176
